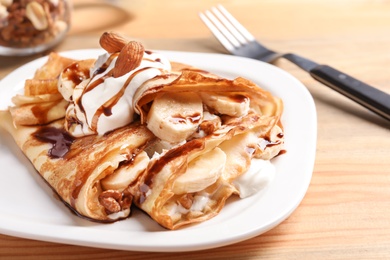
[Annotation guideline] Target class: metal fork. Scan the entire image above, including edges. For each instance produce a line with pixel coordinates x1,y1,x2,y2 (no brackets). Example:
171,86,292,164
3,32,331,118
199,5,390,121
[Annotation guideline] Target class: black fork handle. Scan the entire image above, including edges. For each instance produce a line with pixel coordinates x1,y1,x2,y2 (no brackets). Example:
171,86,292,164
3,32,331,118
309,65,390,121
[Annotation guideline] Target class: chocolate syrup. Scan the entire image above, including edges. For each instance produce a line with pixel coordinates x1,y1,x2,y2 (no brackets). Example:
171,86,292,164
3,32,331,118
34,127,75,158
102,106,112,116
92,53,118,77
66,115,83,130
94,66,107,76
170,112,202,124
76,76,104,116
89,67,147,130
63,62,89,86
258,136,281,150
137,140,203,204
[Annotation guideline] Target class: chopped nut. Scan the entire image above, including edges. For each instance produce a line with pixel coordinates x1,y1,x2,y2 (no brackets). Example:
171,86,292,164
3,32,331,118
49,0,59,5
0,5,9,20
99,190,122,213
54,20,68,34
98,190,132,214
99,196,121,213
0,0,12,7
0,0,70,50
178,194,194,210
42,1,54,31
25,1,49,31
120,192,132,209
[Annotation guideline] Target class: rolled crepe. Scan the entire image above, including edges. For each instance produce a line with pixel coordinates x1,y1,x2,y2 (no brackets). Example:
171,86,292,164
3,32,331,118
134,69,283,122
128,70,284,229
129,116,281,229
0,111,155,221
0,52,158,222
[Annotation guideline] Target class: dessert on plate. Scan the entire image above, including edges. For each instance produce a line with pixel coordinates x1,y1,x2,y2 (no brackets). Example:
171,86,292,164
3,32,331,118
0,32,285,229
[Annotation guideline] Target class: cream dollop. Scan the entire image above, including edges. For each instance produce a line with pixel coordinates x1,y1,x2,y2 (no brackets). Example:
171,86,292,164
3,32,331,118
60,50,171,137
233,158,275,198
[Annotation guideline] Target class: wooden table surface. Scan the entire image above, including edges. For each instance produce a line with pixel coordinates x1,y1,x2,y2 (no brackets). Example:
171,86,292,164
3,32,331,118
1,0,390,259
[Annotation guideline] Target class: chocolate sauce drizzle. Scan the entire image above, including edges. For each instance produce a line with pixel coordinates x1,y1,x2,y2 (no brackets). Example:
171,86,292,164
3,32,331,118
72,52,168,132
34,127,75,158
137,140,203,204
170,112,202,124
63,62,90,86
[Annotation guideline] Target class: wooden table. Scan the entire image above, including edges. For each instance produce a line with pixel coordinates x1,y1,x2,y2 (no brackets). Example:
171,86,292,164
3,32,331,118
1,0,390,259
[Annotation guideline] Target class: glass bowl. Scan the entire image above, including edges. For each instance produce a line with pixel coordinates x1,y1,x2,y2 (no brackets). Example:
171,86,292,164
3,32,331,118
0,0,71,56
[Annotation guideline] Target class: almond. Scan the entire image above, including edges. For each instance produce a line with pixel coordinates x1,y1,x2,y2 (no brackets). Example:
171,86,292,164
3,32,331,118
112,41,145,78
99,32,128,53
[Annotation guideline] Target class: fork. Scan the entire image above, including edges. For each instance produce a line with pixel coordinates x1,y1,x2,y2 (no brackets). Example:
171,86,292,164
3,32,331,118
199,5,390,121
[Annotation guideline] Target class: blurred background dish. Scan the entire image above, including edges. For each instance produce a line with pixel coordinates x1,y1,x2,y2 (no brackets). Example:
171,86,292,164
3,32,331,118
0,0,71,56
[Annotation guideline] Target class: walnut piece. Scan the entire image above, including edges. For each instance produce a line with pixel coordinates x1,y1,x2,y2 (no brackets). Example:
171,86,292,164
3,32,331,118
98,190,132,214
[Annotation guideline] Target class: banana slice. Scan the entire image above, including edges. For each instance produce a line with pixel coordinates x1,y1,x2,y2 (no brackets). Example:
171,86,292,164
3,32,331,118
101,151,150,191
147,92,203,143
200,92,250,117
172,147,227,194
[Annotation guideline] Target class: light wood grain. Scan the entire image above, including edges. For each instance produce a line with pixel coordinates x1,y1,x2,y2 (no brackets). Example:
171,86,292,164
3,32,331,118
1,0,390,259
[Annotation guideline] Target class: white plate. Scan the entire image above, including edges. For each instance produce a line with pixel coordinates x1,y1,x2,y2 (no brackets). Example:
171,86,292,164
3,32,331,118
0,49,316,252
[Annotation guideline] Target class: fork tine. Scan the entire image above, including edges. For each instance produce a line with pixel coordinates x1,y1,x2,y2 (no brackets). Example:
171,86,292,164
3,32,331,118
211,6,247,45
199,12,236,52
216,5,256,42
204,10,242,47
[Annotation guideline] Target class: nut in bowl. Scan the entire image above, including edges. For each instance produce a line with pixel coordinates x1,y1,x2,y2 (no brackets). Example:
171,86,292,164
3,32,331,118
0,0,71,56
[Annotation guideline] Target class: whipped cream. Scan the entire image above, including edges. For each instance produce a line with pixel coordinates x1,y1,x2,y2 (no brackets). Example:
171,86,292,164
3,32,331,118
61,50,171,137
233,158,275,198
